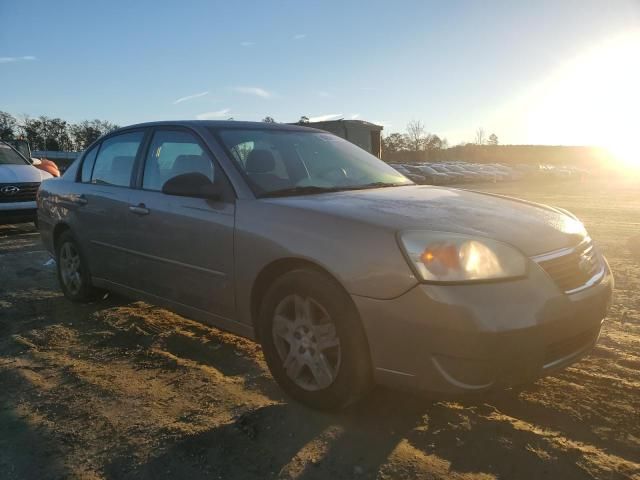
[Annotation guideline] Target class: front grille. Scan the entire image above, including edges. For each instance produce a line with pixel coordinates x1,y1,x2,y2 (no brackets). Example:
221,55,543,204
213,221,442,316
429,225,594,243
0,183,40,203
534,239,603,293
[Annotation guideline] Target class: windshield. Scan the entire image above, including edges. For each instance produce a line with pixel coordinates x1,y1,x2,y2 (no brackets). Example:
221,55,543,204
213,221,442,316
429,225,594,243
215,129,411,196
0,143,29,165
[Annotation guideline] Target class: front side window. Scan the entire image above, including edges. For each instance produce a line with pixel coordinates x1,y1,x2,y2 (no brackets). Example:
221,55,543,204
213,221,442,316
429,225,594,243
142,130,215,191
215,129,410,196
91,131,144,187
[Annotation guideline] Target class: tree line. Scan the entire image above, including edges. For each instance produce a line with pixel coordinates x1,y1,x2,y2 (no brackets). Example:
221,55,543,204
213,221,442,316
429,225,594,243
0,110,500,158
381,120,498,162
0,111,119,152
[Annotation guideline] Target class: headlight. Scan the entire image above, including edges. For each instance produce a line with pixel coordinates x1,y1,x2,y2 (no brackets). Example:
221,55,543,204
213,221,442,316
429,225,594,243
398,231,527,282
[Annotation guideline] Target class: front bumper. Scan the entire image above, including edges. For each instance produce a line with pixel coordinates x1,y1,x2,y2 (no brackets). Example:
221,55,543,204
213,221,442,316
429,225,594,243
353,257,613,394
0,201,37,224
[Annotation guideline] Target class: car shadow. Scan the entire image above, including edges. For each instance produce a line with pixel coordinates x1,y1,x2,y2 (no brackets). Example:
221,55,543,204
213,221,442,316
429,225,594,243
0,374,70,479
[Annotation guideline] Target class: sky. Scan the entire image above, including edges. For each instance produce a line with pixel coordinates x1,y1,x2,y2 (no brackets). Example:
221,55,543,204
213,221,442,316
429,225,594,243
1,0,639,147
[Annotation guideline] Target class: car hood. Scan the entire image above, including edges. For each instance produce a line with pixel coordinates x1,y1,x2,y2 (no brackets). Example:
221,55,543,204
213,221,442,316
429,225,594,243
264,185,586,256
0,164,50,183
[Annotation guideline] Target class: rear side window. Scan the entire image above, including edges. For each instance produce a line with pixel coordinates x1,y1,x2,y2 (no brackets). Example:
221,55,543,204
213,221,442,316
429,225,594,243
91,132,144,187
80,145,99,182
142,130,215,191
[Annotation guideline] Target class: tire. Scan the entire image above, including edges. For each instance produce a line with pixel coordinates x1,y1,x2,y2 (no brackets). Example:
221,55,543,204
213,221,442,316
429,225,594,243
257,269,373,410
55,230,100,302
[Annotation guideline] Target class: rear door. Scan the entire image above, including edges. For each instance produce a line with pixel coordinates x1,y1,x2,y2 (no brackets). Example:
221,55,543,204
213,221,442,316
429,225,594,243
126,127,236,319
72,130,146,285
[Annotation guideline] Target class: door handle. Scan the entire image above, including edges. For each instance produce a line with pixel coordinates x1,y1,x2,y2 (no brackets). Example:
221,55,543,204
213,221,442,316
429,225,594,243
128,203,150,215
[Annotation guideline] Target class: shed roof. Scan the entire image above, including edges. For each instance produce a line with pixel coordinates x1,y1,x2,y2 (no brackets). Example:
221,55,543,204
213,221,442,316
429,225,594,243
292,119,384,131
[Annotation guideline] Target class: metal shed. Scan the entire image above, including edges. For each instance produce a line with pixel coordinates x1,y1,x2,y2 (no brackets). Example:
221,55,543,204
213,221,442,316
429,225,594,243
293,120,384,158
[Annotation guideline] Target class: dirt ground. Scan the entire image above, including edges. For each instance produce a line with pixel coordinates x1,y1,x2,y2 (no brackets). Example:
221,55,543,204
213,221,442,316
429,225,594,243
1,178,639,480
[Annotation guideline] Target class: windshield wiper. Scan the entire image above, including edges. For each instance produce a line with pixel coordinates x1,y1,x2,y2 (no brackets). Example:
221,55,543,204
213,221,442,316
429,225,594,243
259,185,349,198
259,182,411,198
346,181,412,190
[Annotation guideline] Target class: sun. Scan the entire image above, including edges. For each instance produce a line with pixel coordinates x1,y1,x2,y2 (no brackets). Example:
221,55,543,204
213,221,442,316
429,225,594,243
499,31,640,170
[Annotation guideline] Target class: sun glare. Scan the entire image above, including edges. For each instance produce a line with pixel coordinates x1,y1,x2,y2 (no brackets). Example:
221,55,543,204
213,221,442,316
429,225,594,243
499,31,640,171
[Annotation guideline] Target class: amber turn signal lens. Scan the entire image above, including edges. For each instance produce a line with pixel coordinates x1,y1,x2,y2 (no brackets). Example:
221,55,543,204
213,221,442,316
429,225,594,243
420,243,460,273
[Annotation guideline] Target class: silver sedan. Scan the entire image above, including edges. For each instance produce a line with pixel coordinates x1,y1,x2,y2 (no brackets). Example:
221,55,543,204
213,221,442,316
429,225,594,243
37,121,613,410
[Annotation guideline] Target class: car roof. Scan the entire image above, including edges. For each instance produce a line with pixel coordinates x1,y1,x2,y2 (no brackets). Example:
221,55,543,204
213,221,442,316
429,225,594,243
116,120,324,133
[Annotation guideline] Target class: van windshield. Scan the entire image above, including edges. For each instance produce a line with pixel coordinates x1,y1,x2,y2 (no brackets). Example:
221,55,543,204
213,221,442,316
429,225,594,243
215,128,411,197
0,143,29,165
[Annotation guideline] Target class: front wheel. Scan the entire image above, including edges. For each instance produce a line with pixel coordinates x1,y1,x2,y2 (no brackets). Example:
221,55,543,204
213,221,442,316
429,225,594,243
257,269,372,410
56,230,100,302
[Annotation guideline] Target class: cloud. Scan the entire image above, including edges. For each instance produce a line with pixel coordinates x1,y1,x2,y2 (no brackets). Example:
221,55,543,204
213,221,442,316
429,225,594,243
196,109,231,120
233,86,272,98
316,91,332,98
350,113,360,119
308,113,343,122
293,33,307,40
240,41,255,47
173,91,209,104
0,56,36,64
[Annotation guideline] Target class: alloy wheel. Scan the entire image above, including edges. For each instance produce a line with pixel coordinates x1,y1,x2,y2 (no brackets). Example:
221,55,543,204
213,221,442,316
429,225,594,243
272,294,342,391
59,242,83,295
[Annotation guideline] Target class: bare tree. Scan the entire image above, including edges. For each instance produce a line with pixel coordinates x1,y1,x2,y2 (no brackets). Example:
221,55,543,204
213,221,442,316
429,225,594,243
299,116,309,123
262,116,276,123
475,127,486,145
488,133,498,145
406,119,426,151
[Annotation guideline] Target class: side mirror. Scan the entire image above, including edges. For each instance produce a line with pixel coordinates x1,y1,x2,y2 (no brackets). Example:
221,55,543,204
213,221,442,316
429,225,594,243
162,173,221,200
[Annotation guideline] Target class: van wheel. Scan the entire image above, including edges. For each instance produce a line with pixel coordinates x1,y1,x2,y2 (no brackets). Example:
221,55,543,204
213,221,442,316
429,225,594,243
257,269,372,410
56,230,99,302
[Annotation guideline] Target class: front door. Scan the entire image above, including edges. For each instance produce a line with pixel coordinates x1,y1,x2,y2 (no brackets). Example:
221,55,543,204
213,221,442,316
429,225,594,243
126,128,235,320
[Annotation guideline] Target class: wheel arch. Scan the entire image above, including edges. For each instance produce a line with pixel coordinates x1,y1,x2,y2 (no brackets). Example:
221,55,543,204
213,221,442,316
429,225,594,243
52,222,72,251
250,257,350,333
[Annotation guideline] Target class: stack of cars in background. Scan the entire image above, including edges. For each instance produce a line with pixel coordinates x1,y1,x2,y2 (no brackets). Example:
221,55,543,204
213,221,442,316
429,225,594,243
390,161,589,185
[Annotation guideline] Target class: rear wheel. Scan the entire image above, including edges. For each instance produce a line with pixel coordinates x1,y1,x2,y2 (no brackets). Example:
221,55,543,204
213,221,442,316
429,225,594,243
56,230,100,302
258,269,372,410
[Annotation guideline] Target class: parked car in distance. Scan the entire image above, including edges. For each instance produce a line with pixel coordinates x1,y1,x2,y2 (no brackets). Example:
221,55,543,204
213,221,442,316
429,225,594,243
393,164,428,183
443,164,478,182
414,165,451,185
390,164,426,184
431,164,467,182
476,164,510,181
1,141,53,224
38,121,613,410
